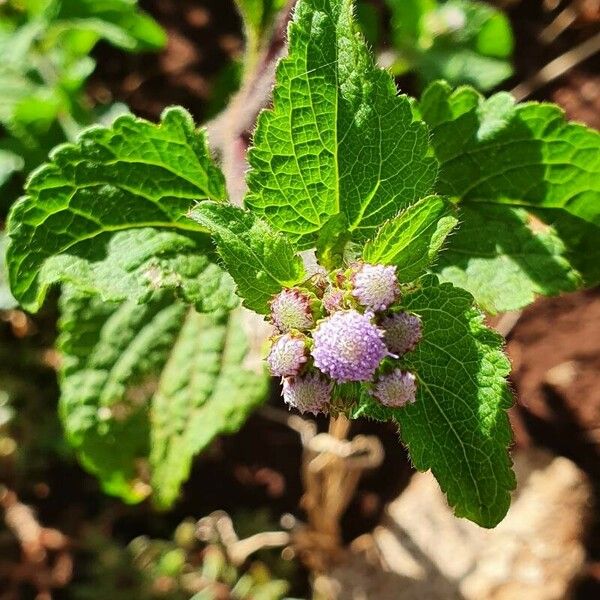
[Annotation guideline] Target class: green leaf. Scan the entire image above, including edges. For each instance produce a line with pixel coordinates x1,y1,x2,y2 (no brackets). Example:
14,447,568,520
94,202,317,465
189,201,306,314
532,208,600,288
386,0,513,90
6,107,228,312
419,81,599,309
245,0,436,247
50,0,167,52
59,287,268,506
354,275,515,527
234,0,286,38
385,0,436,47
150,309,269,509
435,204,581,313
363,195,458,282
420,82,600,226
58,287,179,503
40,228,237,313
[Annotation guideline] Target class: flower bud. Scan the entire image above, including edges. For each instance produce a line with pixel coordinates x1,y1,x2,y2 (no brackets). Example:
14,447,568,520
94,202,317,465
267,334,307,377
372,369,417,408
381,312,422,356
270,288,314,333
282,373,332,415
351,263,400,312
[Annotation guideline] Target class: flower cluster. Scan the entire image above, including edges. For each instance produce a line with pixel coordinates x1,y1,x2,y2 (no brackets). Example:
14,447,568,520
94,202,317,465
266,262,422,415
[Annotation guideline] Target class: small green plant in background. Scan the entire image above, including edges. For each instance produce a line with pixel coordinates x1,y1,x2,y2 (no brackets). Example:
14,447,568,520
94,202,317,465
359,0,514,91
3,0,600,541
0,0,166,211
73,516,290,600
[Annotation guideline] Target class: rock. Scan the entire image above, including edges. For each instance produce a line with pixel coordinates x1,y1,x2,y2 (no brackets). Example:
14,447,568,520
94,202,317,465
323,449,590,600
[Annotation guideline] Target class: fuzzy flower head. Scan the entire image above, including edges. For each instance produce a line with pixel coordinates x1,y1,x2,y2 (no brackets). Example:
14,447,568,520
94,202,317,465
311,310,388,382
270,288,314,333
282,372,332,415
351,263,400,312
372,369,417,408
267,334,307,377
382,313,422,356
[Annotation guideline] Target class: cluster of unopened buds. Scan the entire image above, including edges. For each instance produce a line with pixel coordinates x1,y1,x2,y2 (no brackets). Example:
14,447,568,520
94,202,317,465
265,262,422,415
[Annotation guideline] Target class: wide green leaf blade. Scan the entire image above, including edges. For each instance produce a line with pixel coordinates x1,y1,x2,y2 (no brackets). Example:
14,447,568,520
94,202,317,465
420,81,600,226
245,0,437,247
532,207,600,288
419,81,599,310
435,204,581,313
59,287,268,506
190,201,306,314
40,228,237,313
58,287,182,503
6,107,227,312
150,309,269,509
362,195,458,282
354,275,515,527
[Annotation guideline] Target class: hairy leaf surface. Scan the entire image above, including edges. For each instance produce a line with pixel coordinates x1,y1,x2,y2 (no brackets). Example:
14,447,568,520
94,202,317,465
420,81,599,310
363,196,458,282
420,82,600,225
353,275,514,527
190,202,306,314
7,108,228,312
150,309,269,509
59,288,267,506
435,205,581,313
245,0,436,247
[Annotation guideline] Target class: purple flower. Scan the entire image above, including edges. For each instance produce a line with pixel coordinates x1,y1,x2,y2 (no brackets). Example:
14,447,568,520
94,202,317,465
311,310,388,382
270,288,314,333
282,373,332,415
372,369,417,408
352,263,400,312
382,313,422,356
267,334,307,377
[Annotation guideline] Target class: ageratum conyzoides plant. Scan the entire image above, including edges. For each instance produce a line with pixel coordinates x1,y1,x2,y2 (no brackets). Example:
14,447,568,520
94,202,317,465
5,0,600,528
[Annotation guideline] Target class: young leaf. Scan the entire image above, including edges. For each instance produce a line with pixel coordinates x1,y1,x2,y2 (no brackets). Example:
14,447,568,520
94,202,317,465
189,201,306,314
59,287,268,506
150,309,269,509
435,204,581,313
245,0,437,248
6,108,227,312
353,275,515,527
362,196,458,282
